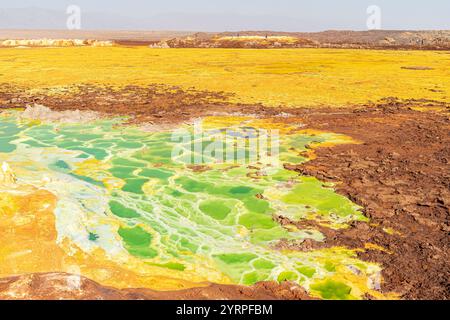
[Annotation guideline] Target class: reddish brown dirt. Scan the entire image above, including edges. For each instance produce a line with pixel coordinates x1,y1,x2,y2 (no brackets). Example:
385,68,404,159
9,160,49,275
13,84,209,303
114,40,159,47
0,273,311,300
0,85,449,300
282,100,450,300
0,83,272,124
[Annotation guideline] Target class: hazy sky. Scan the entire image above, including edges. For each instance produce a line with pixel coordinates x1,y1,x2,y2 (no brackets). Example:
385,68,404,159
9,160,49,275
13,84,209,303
1,0,449,31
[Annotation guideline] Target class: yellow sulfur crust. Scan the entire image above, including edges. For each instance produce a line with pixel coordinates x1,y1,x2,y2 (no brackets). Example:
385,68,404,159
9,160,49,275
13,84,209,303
0,47,448,107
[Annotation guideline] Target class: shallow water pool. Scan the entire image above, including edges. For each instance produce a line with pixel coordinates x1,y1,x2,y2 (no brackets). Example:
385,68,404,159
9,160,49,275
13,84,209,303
0,113,387,299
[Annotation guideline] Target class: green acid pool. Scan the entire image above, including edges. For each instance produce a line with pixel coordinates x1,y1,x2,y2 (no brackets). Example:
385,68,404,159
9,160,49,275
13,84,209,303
0,112,388,299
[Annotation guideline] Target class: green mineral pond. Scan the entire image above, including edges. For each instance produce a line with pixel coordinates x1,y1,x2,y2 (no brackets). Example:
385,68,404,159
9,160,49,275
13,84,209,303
0,113,385,299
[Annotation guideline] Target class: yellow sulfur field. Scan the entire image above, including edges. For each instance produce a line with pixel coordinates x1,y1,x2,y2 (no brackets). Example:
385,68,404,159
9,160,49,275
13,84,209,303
0,47,449,107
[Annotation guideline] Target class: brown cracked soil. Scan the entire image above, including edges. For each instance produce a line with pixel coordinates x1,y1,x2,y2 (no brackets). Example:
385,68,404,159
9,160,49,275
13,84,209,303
0,83,304,125
0,85,449,300
283,100,450,300
0,273,311,300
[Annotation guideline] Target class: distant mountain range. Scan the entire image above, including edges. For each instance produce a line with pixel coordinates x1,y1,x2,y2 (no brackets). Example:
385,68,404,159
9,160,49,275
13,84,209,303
0,7,322,31
2,6,449,32
1,7,449,49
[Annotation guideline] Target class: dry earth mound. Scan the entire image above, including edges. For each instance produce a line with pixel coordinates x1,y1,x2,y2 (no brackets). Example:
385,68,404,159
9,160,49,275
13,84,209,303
152,30,450,50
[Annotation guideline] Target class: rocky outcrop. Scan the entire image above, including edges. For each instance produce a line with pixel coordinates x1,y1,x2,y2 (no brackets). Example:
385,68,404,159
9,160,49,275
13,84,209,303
149,41,171,49
0,162,16,184
154,35,317,49
19,104,101,123
150,30,450,50
0,39,114,47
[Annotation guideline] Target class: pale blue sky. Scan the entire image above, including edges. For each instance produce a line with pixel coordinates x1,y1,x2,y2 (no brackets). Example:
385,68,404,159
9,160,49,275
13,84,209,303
1,0,449,31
